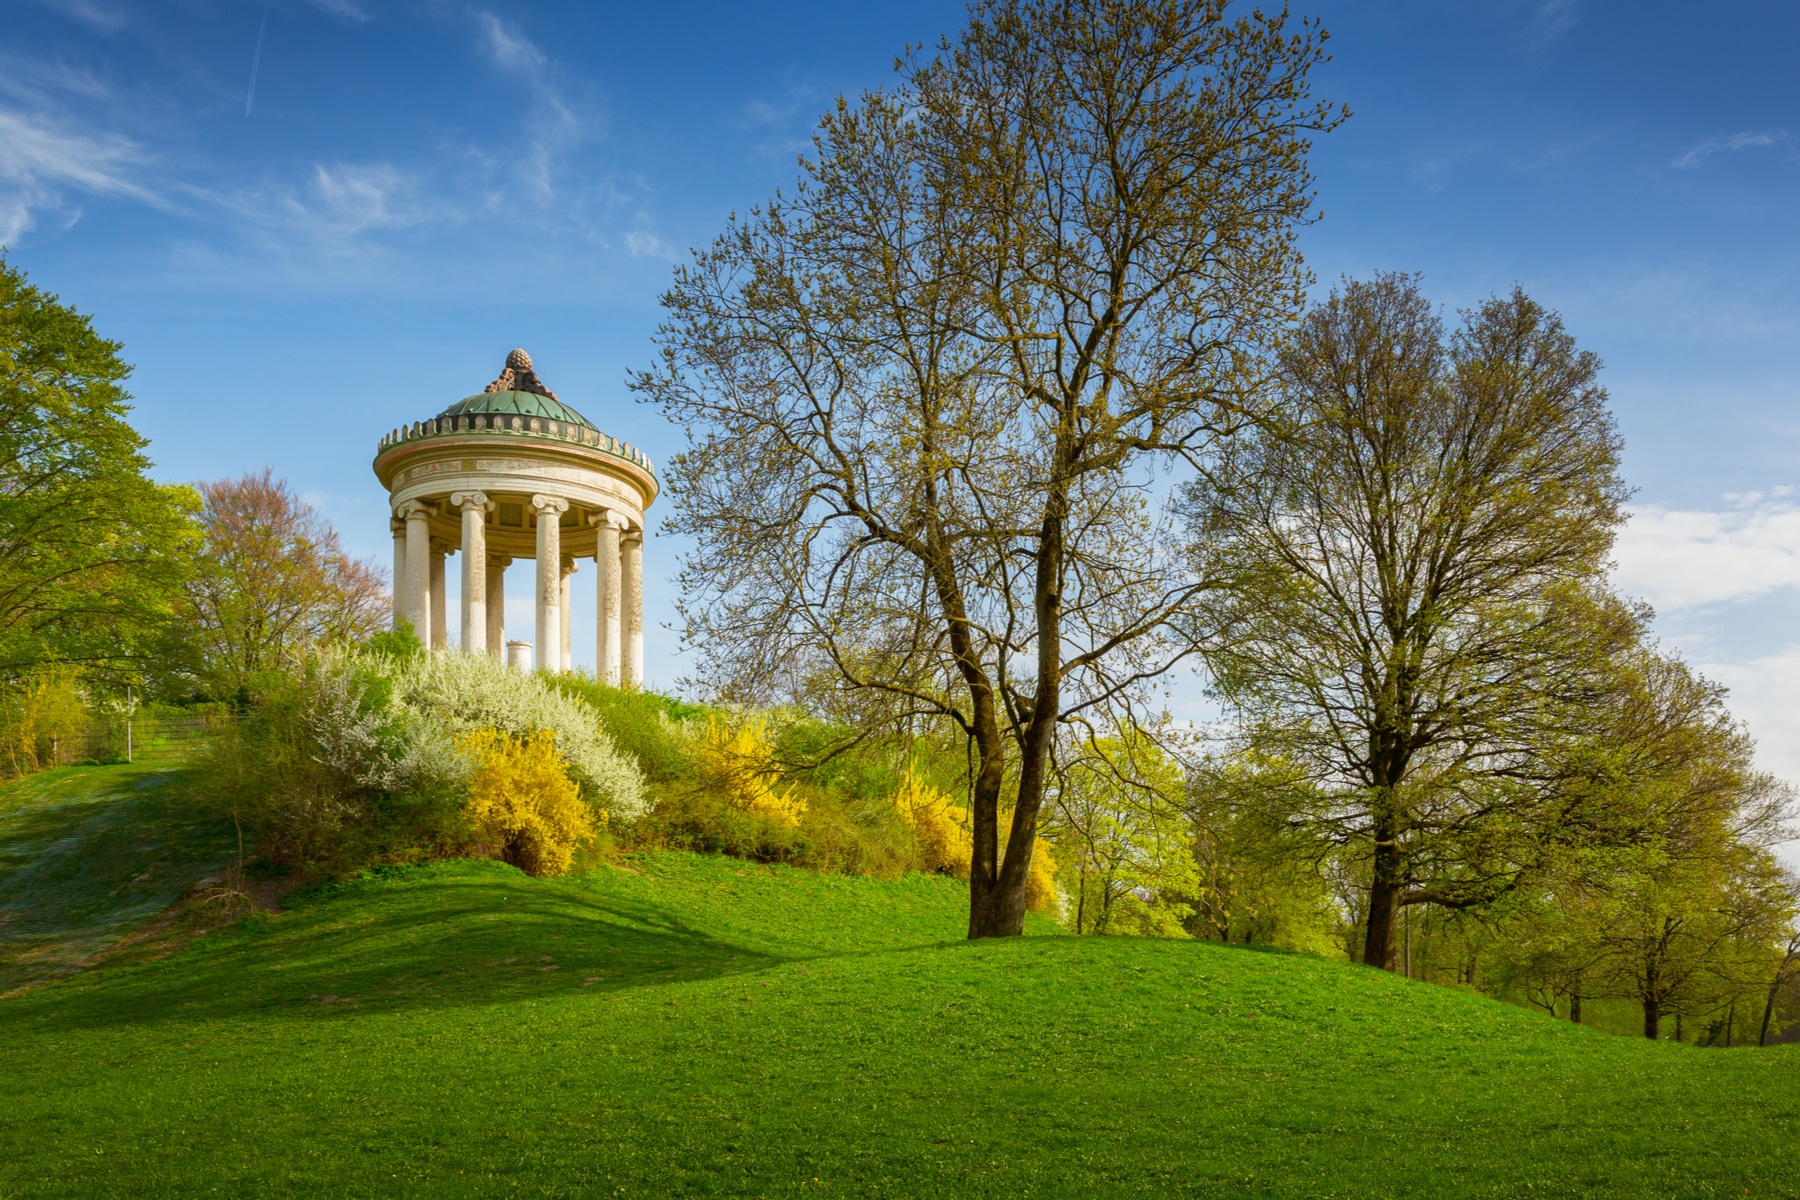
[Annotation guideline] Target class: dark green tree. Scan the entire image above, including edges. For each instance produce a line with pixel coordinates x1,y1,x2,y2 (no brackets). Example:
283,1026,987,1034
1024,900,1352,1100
0,256,197,683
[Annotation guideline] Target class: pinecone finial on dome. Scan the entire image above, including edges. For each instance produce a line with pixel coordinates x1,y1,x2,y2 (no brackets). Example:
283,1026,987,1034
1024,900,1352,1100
484,347,558,400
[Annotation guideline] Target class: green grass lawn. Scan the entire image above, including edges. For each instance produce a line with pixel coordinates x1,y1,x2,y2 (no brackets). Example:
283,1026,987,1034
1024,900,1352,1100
2,766,1799,1197
0,759,237,993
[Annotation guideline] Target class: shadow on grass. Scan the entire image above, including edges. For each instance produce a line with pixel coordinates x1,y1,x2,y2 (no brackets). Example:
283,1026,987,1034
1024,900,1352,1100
6,861,785,1031
0,764,238,991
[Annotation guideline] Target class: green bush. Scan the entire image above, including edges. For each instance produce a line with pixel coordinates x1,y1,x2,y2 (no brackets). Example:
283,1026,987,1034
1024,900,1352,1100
547,674,704,784
189,660,469,879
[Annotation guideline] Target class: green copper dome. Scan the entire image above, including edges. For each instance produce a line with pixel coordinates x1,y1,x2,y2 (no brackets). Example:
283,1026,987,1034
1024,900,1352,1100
436,389,599,430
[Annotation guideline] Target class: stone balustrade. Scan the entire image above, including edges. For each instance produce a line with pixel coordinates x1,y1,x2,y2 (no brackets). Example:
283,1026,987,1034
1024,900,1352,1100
375,412,656,477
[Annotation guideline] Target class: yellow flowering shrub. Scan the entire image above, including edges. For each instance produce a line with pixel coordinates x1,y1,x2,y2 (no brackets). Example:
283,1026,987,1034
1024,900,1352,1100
891,767,1059,913
891,769,973,877
459,728,594,877
693,713,805,826
1023,836,1059,914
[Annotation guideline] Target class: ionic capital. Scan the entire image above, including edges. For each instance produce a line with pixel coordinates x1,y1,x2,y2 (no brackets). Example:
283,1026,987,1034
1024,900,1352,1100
396,499,435,521
622,528,645,547
488,553,514,569
430,537,457,556
587,509,629,531
450,490,494,512
561,555,578,574
529,494,570,516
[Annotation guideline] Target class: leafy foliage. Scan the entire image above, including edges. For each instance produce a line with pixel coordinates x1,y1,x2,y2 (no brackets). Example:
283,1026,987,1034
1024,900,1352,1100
0,256,197,681
389,651,645,820
164,470,388,701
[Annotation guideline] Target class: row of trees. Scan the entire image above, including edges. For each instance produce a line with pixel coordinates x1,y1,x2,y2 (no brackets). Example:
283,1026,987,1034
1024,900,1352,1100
640,0,1795,1038
0,253,390,755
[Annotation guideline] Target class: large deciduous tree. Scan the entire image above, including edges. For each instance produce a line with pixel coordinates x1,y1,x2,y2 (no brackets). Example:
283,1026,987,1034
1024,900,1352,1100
635,0,1343,937
0,257,198,681
1184,272,1632,970
171,469,388,700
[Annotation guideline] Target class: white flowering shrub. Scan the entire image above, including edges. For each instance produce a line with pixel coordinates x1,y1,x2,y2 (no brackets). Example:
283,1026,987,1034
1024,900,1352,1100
386,652,647,821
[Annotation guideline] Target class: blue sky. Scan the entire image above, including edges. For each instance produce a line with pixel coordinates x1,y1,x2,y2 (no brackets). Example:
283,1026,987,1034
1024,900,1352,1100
5,1,1799,787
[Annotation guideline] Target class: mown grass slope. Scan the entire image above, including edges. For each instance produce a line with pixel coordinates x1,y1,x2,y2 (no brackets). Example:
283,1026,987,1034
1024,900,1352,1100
1,767,1798,1198
0,761,236,992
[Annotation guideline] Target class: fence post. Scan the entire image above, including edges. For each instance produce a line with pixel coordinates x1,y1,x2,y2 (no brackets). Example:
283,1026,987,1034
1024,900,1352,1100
126,685,133,765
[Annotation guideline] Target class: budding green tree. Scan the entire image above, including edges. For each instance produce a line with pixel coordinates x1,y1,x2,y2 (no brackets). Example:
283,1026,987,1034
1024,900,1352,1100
638,0,1343,936
1184,272,1631,970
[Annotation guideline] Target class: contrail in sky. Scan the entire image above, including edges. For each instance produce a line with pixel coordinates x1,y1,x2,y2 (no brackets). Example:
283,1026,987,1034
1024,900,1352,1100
245,0,272,117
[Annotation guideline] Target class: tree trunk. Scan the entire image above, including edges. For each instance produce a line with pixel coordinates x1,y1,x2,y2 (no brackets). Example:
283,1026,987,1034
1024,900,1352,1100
1570,991,1582,1025
1759,940,1798,1047
971,467,1069,940
1643,996,1661,1040
1362,806,1402,970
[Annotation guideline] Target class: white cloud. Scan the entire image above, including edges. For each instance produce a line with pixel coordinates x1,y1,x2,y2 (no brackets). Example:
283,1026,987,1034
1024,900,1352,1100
29,0,128,34
0,106,153,242
623,226,675,259
220,161,439,247
1697,645,1800,812
1613,489,1800,611
475,11,545,73
1674,130,1794,169
303,0,372,22
1522,0,1579,44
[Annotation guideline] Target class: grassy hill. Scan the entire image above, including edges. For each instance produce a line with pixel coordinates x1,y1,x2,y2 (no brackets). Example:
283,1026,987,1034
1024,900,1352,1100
1,766,1798,1197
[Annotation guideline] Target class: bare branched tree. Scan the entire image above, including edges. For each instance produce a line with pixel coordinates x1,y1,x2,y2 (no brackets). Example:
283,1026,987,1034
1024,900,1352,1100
636,0,1343,936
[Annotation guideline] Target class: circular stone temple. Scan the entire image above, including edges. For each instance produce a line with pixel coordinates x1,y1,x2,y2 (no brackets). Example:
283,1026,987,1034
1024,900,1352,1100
372,349,656,683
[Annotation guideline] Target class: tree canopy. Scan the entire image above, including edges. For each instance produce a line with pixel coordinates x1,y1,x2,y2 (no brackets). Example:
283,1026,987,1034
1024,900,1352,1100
636,0,1344,936
1183,272,1634,969
0,256,197,683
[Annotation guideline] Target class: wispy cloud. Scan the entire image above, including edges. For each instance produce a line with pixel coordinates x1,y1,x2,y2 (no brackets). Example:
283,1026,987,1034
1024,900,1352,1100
28,0,128,35
1613,489,1800,611
224,161,439,246
1522,0,1580,45
1674,130,1794,169
0,106,154,242
303,0,371,22
475,11,545,72
623,225,675,260
467,10,585,203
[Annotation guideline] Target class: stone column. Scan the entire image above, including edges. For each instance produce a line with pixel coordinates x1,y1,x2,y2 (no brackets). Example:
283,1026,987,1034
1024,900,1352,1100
531,494,568,673
429,540,451,652
486,554,511,660
400,501,433,646
559,556,576,673
506,641,532,672
390,519,407,631
592,514,622,686
452,492,493,656
622,528,644,687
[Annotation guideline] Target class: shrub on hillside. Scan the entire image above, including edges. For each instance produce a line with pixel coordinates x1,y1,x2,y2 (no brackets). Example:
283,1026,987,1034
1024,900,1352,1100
0,668,90,775
890,766,1060,913
548,675,702,783
692,713,804,825
389,653,645,821
459,729,594,876
192,657,469,877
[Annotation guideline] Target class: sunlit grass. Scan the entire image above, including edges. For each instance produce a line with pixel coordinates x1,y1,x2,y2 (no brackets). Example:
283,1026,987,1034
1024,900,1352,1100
1,768,1796,1197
